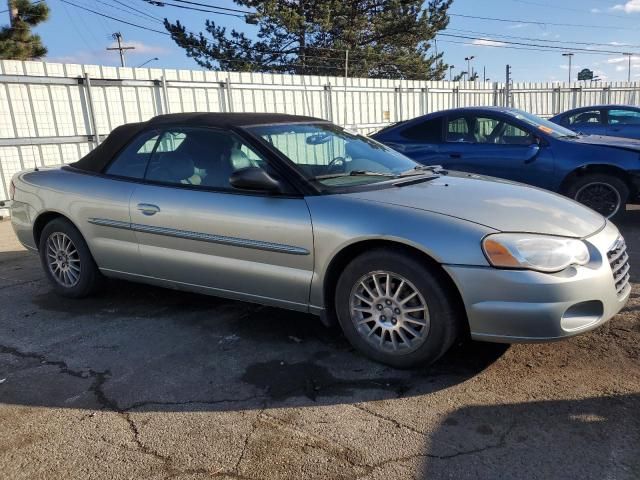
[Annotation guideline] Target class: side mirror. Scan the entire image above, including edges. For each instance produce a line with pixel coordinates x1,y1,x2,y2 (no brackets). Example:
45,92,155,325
524,141,541,164
229,167,282,193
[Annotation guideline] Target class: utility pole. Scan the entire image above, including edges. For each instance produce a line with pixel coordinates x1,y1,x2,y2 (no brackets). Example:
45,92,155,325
107,32,135,67
623,53,632,83
449,65,455,81
562,53,574,84
505,64,512,107
483,66,486,83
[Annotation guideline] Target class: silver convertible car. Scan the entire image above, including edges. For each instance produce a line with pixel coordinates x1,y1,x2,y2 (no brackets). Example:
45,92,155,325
9,113,631,367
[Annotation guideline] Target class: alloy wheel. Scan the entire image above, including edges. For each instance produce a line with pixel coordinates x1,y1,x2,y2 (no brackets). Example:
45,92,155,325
46,232,81,287
349,271,430,354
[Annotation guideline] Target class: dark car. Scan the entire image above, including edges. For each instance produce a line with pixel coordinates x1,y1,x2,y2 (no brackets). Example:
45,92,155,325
550,105,640,140
371,107,640,220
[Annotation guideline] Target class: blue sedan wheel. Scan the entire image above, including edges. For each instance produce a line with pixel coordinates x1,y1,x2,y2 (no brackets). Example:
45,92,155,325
566,174,629,220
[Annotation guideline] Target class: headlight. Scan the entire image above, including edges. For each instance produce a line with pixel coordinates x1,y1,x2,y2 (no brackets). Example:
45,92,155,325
482,233,590,273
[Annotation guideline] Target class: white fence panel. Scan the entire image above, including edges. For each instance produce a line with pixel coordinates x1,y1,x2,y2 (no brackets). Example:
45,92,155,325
1,59,640,203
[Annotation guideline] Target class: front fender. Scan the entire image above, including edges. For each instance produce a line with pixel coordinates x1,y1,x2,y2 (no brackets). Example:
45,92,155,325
305,194,496,308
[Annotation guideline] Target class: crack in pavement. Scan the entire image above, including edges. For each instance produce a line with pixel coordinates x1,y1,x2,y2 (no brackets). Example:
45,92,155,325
233,406,266,475
352,402,518,474
123,395,266,412
353,403,428,437
0,278,43,291
0,343,260,478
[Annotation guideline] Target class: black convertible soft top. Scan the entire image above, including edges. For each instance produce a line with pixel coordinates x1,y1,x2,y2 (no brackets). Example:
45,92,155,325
71,112,326,173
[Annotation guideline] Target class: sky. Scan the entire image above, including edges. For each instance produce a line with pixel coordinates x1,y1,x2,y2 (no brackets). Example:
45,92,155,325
10,0,640,82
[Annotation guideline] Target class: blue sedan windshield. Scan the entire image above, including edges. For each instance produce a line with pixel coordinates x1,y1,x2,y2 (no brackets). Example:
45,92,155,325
510,109,578,138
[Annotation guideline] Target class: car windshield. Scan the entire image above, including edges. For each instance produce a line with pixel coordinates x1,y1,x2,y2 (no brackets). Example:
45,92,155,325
509,109,579,138
247,123,429,189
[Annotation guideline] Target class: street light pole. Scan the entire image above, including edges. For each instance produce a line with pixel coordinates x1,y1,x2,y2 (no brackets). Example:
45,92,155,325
623,53,632,83
562,53,574,84
465,56,475,79
137,57,159,68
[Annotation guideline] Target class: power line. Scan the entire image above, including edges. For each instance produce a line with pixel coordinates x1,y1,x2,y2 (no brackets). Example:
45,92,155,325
143,0,245,18
449,12,639,31
446,28,640,51
436,38,631,56
59,0,95,50
96,0,164,23
113,0,164,21
502,0,634,20
0,0,45,15
144,0,252,14
438,33,639,55
60,0,170,34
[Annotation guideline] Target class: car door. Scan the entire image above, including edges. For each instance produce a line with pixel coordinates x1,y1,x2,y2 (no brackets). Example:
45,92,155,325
129,127,315,310
606,108,640,139
439,113,555,188
85,128,161,276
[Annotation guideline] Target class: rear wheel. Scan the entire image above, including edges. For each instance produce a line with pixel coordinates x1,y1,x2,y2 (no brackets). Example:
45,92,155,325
39,218,101,298
335,249,461,368
566,173,628,221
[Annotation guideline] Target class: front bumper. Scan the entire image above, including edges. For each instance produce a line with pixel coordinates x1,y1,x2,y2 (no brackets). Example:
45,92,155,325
444,222,631,343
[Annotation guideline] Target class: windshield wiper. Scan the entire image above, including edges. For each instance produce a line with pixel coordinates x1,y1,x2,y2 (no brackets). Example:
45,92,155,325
398,165,446,176
311,170,395,180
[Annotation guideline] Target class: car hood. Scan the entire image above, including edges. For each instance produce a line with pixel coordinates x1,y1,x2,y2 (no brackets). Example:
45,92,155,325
346,173,605,238
567,134,640,152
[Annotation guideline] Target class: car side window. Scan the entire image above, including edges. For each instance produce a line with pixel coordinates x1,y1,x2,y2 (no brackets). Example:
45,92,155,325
608,109,640,125
567,110,602,126
104,130,160,179
144,128,267,190
400,117,443,142
470,116,534,145
446,117,470,142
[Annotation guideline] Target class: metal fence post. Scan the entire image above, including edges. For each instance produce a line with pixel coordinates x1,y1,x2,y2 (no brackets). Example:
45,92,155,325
83,73,100,146
161,75,170,114
552,87,560,115
324,83,333,122
225,77,233,112
218,81,227,112
571,87,580,109
421,86,429,115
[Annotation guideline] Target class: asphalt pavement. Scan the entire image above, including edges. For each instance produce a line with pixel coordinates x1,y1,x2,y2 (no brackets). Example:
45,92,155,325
0,209,638,479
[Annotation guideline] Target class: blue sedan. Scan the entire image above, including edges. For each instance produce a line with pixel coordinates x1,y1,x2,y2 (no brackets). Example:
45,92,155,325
371,107,640,220
550,105,640,140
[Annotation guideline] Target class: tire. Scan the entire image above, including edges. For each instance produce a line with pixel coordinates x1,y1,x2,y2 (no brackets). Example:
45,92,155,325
335,248,462,368
565,173,629,221
38,217,102,298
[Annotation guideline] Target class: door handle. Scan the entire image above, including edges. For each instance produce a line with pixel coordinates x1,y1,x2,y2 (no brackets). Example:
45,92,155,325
137,203,160,216
449,152,462,159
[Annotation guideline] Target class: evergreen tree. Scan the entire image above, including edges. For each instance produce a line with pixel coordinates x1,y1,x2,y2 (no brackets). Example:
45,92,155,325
452,71,466,82
0,0,49,60
163,0,452,80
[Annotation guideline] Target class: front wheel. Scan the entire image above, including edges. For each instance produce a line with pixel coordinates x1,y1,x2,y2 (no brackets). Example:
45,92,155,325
39,217,102,298
566,173,628,221
335,249,461,368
